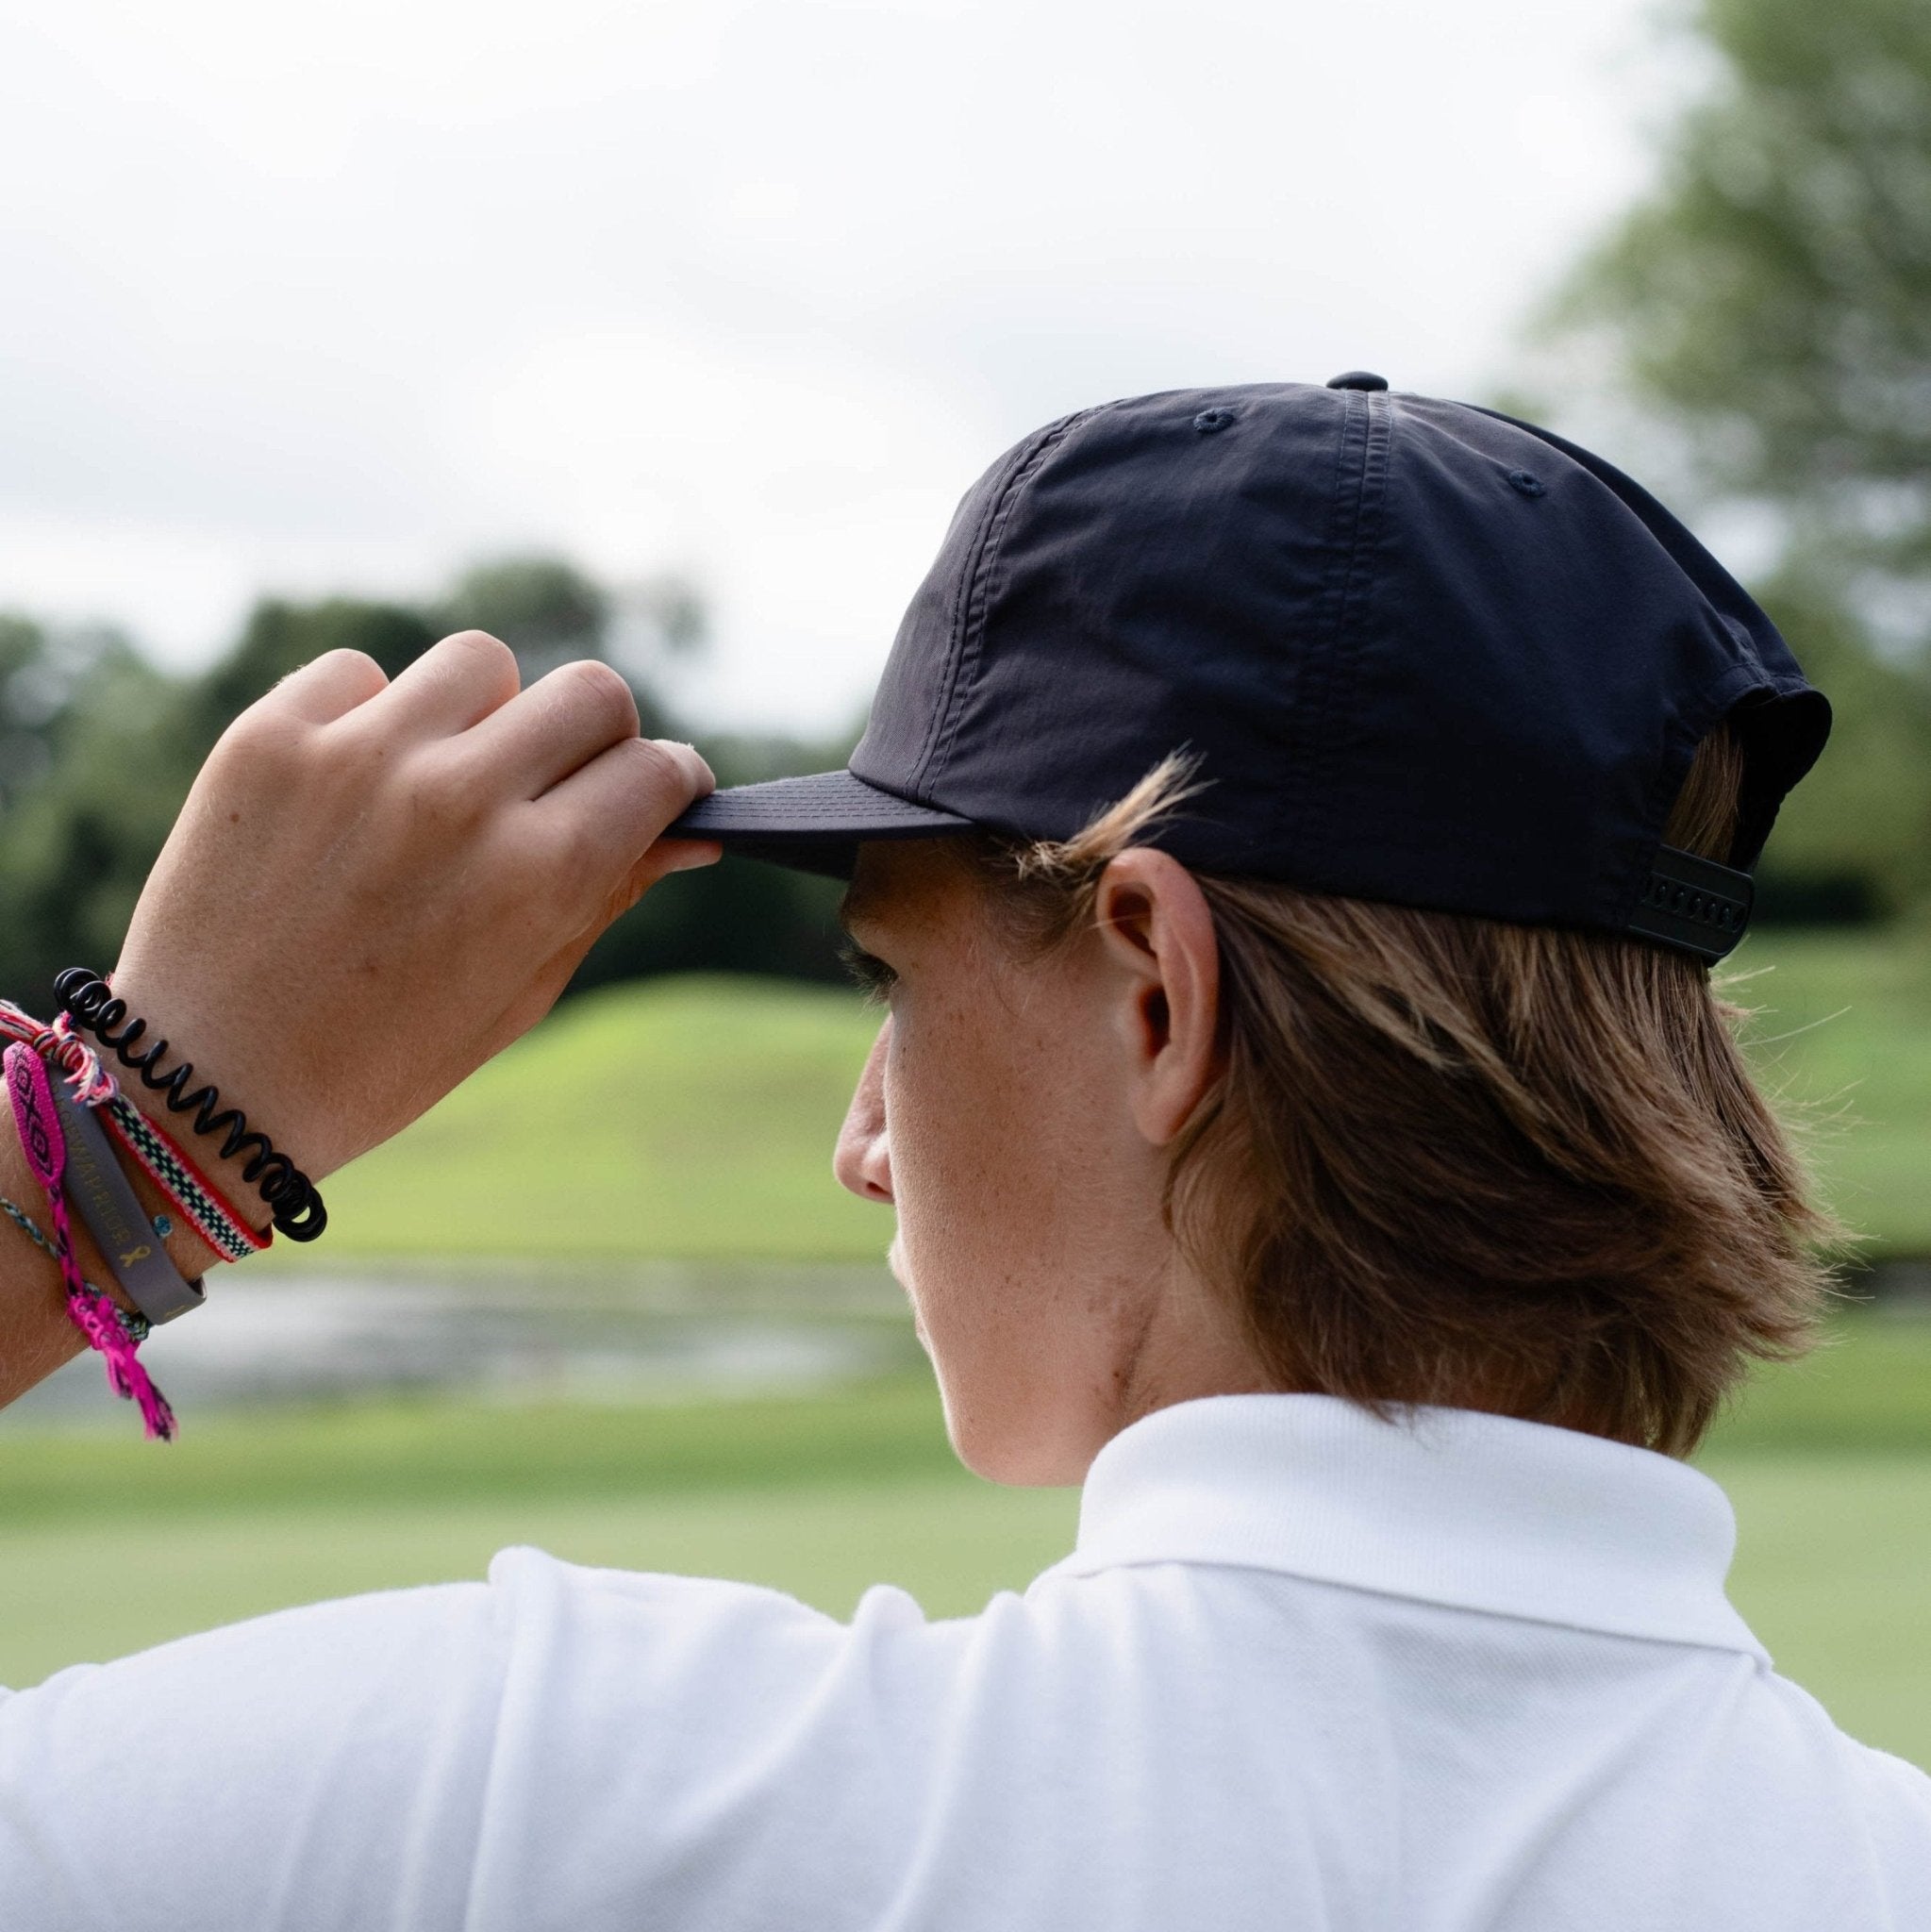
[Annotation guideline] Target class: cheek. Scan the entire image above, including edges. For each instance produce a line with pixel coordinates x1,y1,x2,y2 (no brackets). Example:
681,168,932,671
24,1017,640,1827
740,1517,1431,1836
889,998,1024,1232
883,983,1098,1341
885,974,1140,1485
884,999,991,1269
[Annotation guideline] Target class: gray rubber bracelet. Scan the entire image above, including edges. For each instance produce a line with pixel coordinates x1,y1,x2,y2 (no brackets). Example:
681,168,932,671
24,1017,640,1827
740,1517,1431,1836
49,1079,207,1325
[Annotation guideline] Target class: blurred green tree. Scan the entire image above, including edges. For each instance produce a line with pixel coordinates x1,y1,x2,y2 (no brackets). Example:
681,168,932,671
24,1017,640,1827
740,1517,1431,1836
0,615,71,808
1742,557,1931,921
1541,0,1931,920
0,625,190,1000
1554,0,1931,590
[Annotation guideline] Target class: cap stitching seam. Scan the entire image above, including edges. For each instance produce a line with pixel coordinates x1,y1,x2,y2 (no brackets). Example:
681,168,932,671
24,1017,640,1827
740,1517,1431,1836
906,428,1061,793
923,408,1099,795
1290,391,1376,856
1308,392,1392,860
1279,397,1355,837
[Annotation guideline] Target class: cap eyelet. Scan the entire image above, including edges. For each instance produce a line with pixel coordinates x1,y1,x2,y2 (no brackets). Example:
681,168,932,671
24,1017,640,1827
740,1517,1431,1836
1507,469,1546,498
1192,408,1237,434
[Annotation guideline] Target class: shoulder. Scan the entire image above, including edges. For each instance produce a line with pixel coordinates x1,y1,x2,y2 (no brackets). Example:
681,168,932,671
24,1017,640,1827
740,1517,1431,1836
1836,1728,1931,1838
480,1543,960,1728
472,1549,1040,1924
479,1539,1015,1734
1746,1669,1931,1884
0,1550,1002,1930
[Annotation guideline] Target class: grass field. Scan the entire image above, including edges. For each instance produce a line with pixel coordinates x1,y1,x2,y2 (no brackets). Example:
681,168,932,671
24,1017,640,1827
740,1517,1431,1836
300,921,1931,1264
1720,924,1931,1260
309,974,887,1261
3,1318,1927,1768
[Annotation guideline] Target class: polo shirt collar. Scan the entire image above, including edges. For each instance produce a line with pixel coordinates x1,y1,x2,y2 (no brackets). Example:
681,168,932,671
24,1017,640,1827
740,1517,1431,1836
1049,1392,1768,1660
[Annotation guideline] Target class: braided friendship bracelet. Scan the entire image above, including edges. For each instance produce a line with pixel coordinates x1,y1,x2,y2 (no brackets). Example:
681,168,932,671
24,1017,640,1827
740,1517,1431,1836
54,970,326,1242
0,1196,152,1343
3,1041,176,1440
0,1002,269,1264
0,1003,113,1104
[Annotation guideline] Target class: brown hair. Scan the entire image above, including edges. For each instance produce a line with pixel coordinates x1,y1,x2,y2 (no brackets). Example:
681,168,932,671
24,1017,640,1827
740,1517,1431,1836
963,725,1862,1457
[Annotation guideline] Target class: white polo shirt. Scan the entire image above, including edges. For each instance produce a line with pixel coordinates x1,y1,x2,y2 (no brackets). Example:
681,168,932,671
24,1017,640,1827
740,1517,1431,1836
2,1393,1926,1930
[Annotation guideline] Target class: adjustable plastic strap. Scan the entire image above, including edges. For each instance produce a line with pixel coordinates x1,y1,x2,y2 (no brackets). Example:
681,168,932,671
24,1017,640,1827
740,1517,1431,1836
1625,843,1754,964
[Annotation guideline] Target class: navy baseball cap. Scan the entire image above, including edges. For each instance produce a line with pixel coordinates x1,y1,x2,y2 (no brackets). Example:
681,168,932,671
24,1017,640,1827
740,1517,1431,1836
671,374,1831,964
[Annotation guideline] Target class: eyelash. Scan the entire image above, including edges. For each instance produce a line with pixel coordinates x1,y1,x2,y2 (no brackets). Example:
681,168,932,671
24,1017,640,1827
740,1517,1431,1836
838,937,899,1004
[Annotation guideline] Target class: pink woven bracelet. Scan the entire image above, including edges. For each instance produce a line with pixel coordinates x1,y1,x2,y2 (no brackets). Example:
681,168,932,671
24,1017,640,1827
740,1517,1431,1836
4,1041,176,1440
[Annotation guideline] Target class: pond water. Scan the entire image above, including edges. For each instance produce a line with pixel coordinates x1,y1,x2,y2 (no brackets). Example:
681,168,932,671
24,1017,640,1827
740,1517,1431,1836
3,1260,922,1426
7,1255,1923,1429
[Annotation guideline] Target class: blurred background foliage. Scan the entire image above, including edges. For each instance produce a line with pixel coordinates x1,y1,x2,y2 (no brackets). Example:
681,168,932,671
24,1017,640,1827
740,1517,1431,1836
1554,0,1931,576
1539,0,1931,924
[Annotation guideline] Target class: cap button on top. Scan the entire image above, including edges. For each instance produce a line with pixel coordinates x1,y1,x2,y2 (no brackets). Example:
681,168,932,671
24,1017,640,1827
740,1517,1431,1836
1325,370,1389,391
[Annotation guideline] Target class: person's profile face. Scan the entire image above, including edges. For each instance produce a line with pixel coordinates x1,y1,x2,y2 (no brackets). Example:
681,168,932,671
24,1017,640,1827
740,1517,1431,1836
832,841,1174,1485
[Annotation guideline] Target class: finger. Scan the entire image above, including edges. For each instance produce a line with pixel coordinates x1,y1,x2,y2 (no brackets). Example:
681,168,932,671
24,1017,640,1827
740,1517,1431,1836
525,834,723,1015
473,821,723,1069
526,734,717,879
366,630,522,738
620,836,725,903
640,837,725,879
462,658,642,798
258,649,391,726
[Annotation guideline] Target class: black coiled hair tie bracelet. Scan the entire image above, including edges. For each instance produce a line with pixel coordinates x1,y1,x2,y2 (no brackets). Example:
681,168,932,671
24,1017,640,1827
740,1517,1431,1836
53,968,328,1241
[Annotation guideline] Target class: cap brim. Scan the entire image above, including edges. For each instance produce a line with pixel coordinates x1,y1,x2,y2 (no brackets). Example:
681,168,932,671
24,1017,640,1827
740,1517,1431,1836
665,769,979,880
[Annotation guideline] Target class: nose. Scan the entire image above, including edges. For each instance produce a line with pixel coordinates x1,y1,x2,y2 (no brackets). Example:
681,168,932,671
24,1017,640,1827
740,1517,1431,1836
834,1019,894,1204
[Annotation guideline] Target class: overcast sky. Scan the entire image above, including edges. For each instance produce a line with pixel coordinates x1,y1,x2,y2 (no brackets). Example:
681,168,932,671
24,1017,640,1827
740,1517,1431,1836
2,0,1674,735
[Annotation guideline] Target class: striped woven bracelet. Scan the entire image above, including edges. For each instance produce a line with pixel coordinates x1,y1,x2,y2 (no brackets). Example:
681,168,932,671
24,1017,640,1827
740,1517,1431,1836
102,1098,271,1265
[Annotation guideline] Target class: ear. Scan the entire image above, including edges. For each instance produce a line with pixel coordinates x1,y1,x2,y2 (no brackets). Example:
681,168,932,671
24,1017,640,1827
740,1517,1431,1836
1090,848,1223,1146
